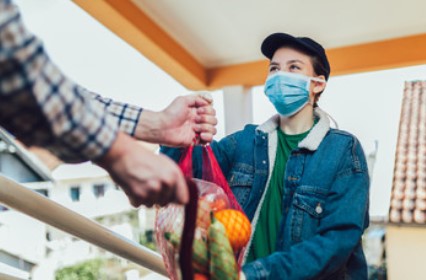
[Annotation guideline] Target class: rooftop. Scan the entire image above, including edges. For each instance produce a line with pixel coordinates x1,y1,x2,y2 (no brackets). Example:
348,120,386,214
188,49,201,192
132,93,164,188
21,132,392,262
389,81,426,225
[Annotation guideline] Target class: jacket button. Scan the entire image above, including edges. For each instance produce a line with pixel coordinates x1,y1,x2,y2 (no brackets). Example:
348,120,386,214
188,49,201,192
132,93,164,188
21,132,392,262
262,160,266,164
315,204,323,214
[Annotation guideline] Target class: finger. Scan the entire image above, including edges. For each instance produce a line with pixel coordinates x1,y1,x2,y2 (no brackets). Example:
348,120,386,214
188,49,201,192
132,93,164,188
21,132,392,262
194,123,217,135
128,197,143,208
198,131,215,143
182,95,209,108
156,183,175,207
126,190,146,208
195,115,218,126
194,91,213,104
147,180,175,206
197,106,216,116
128,183,150,207
151,178,176,207
155,156,188,205
114,179,147,208
145,178,162,194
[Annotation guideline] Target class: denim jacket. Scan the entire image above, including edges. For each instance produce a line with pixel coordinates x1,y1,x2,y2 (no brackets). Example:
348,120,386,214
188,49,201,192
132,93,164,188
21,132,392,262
161,108,370,280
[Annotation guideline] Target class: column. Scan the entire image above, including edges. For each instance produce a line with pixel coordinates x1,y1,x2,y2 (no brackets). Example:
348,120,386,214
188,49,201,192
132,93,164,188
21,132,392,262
222,86,253,135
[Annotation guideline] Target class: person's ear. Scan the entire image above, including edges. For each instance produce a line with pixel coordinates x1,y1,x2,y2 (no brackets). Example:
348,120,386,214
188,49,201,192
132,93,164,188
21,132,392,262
312,75,326,94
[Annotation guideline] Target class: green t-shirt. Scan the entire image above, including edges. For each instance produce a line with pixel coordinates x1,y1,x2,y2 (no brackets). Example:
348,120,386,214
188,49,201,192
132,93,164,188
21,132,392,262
246,127,311,262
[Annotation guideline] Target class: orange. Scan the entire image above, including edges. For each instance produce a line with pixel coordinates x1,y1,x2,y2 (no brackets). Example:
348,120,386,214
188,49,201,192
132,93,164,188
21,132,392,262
213,209,251,252
194,273,209,280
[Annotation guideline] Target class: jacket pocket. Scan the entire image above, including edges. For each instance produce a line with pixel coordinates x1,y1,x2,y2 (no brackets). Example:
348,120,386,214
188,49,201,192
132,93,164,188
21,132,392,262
290,186,326,242
228,166,254,208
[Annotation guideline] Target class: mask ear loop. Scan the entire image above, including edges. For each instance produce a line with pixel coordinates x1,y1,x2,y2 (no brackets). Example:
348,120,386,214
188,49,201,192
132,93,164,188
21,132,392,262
326,112,339,129
317,107,339,129
309,78,338,128
307,78,326,106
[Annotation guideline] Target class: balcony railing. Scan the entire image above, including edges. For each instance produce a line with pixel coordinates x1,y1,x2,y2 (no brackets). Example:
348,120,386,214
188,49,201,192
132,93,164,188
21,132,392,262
0,175,167,278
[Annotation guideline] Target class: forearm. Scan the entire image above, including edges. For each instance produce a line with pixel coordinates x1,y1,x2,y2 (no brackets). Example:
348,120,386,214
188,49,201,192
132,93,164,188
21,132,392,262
134,109,165,142
0,1,118,162
90,92,144,137
91,94,179,143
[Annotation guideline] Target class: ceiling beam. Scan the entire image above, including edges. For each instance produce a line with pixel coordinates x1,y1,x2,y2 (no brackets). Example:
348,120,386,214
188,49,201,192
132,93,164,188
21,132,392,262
71,1,426,90
328,33,426,76
73,0,207,90
208,33,426,89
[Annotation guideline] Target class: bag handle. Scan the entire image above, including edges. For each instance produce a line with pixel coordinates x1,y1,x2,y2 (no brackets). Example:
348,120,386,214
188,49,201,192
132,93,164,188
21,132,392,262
178,145,194,178
179,145,243,212
179,178,199,280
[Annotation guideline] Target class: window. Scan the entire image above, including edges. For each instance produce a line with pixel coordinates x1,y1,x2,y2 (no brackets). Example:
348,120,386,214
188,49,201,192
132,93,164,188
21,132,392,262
70,186,80,202
35,189,49,197
0,204,8,212
93,184,105,198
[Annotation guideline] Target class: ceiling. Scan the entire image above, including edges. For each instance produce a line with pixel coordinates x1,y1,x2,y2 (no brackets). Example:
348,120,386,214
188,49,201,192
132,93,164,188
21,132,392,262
73,0,426,90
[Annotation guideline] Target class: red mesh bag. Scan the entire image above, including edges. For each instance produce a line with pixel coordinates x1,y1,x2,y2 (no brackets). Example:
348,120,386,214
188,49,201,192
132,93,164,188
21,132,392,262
155,145,248,280
201,146,243,212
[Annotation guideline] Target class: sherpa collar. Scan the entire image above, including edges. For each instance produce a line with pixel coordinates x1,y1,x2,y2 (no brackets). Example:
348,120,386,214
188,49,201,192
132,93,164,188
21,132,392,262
256,107,331,151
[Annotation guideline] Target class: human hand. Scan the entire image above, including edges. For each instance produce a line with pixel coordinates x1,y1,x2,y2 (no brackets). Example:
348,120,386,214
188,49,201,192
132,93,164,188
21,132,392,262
135,93,217,146
94,132,189,207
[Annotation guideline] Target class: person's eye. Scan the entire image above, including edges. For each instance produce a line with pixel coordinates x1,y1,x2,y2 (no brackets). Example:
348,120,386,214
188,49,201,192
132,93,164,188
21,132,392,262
269,65,279,72
289,64,301,71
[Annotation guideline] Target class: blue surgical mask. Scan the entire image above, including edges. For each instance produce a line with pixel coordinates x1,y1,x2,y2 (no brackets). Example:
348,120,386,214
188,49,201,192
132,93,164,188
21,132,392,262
264,72,325,117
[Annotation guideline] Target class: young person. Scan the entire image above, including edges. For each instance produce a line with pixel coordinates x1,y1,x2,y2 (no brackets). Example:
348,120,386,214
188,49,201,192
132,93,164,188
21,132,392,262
162,32,370,279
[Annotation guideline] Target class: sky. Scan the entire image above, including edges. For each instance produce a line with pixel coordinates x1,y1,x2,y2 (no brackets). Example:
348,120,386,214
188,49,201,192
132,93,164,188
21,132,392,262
14,0,426,217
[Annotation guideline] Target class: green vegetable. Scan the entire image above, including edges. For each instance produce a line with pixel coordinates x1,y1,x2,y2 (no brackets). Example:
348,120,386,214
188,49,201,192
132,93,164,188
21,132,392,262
208,214,238,280
164,232,209,274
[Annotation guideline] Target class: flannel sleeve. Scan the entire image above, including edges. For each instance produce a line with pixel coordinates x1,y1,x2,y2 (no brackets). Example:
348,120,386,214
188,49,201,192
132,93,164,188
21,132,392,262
90,92,143,137
0,0,121,163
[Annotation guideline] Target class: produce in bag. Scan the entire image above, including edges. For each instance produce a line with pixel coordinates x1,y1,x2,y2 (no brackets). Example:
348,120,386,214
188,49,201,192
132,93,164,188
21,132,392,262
164,230,209,274
214,209,251,253
155,179,230,279
156,146,251,279
208,213,239,280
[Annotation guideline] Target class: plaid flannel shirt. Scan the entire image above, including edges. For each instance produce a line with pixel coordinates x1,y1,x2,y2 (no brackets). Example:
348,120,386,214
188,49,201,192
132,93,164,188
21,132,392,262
0,0,143,162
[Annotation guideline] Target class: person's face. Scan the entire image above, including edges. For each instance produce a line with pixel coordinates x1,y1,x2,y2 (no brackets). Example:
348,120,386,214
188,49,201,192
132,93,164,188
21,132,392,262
268,47,326,98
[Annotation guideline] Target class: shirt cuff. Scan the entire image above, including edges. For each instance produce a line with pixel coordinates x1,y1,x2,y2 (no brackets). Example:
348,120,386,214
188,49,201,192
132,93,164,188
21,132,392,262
242,260,269,280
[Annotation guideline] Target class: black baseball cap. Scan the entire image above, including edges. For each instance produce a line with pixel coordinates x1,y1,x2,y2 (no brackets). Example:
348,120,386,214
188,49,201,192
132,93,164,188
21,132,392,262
261,33,331,80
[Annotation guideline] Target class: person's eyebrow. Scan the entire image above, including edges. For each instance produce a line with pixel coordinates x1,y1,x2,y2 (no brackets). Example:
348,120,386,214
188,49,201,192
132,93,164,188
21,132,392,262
287,59,305,65
269,61,280,67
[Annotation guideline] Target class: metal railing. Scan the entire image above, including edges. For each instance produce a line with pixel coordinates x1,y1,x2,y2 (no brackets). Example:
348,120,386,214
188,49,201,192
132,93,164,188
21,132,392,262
0,175,168,277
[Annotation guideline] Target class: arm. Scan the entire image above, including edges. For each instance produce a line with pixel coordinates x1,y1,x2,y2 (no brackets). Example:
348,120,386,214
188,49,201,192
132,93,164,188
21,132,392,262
90,92,143,137
0,0,216,163
91,92,217,146
0,0,192,207
242,138,370,279
0,0,117,163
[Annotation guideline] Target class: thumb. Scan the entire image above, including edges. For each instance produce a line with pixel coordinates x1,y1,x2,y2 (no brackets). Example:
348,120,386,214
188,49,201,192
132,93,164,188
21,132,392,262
174,171,189,204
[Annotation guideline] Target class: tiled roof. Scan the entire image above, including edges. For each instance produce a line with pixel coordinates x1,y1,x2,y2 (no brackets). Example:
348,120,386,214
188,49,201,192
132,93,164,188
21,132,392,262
389,81,426,225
